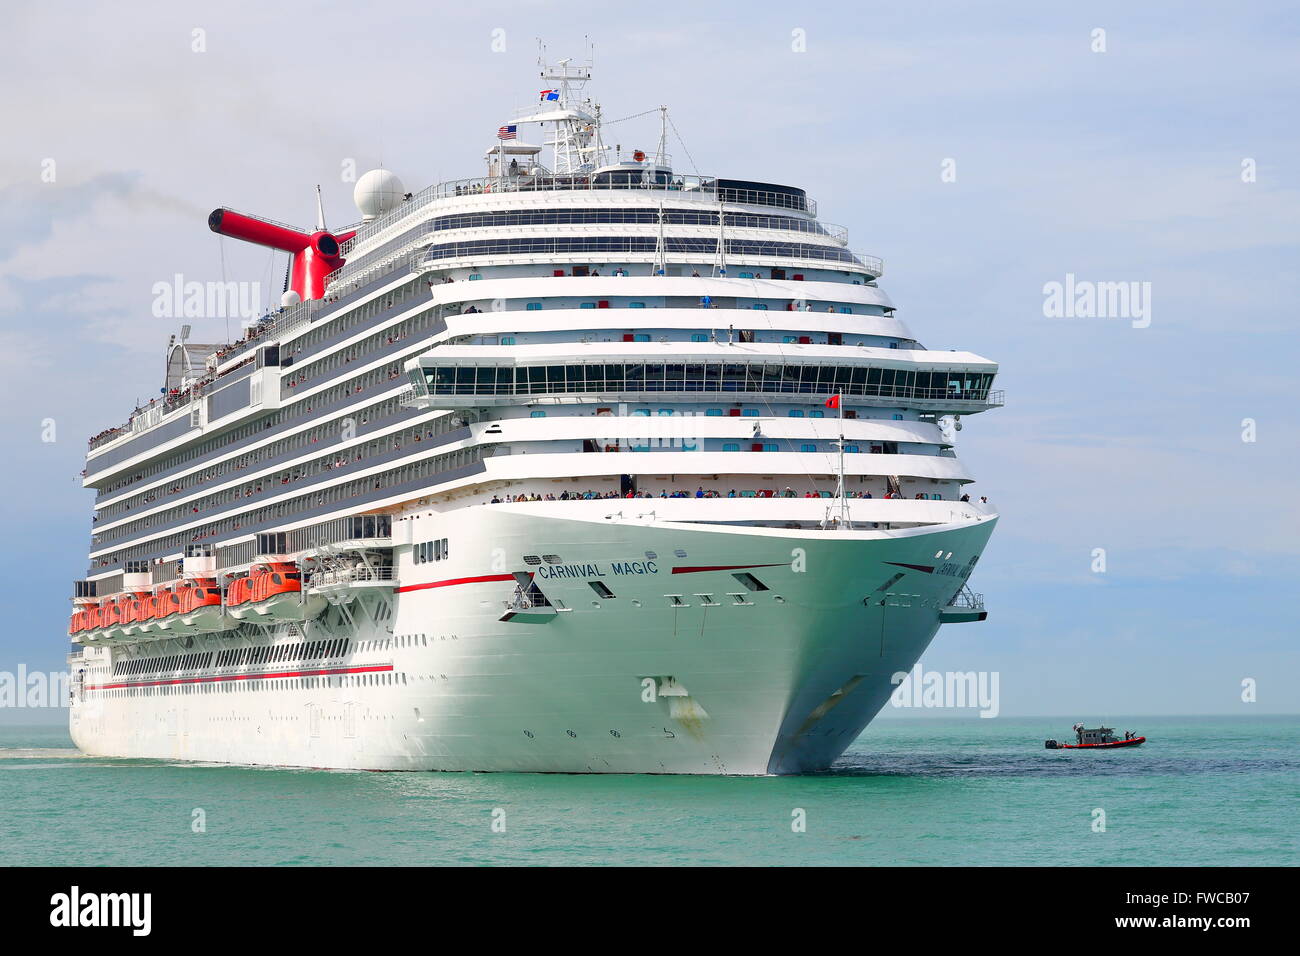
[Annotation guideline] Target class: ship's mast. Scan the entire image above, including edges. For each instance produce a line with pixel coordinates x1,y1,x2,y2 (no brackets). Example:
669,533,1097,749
515,49,605,175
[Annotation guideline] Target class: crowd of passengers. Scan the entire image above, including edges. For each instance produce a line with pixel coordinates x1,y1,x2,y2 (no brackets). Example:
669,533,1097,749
87,352,258,450
491,489,989,502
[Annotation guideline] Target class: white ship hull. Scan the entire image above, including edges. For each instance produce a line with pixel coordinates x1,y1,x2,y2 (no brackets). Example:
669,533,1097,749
69,508,995,774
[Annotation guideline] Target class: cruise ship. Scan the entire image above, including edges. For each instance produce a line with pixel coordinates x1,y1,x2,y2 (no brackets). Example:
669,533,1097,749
66,60,1002,774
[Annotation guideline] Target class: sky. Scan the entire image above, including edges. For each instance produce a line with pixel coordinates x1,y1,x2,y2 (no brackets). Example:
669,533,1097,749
1,1,1297,722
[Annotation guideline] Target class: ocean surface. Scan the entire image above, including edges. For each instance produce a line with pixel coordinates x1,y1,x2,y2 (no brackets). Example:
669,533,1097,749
1,715,1294,866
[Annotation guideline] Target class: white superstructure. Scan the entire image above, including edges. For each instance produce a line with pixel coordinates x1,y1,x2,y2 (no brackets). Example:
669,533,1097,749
66,60,1002,774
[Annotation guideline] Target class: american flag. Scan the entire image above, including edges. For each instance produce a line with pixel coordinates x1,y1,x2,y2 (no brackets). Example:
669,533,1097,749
497,125,517,140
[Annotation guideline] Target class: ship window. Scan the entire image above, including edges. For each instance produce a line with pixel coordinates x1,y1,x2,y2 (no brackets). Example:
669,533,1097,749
782,335,797,343
845,445,860,453
810,410,825,418
722,443,740,452
530,410,546,418
468,273,483,281
800,444,816,452
763,443,777,451
752,303,768,310
501,336,516,345
657,408,673,416
633,334,651,342
629,302,646,308
706,408,722,416
632,409,650,416
589,581,615,599
526,302,542,310
788,409,804,417
742,409,758,417
580,302,597,309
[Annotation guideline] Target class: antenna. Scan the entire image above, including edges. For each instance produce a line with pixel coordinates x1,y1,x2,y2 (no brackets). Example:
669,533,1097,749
653,203,667,276
315,184,327,231
713,200,728,277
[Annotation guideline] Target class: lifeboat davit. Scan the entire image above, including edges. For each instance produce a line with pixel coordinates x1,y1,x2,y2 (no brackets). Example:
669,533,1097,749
227,562,325,622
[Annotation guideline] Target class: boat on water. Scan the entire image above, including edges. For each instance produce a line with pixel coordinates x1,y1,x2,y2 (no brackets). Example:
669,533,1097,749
64,52,1003,774
1045,723,1145,749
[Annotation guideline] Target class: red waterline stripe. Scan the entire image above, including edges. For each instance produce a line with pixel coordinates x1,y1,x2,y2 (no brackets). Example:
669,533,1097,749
671,563,787,574
396,573,515,593
87,663,393,692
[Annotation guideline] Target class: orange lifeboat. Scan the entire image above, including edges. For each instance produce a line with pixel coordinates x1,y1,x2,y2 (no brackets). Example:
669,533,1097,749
103,594,134,640
229,562,325,622
129,593,152,632
227,576,253,608
250,562,302,602
96,599,123,640
177,577,236,631
135,588,169,634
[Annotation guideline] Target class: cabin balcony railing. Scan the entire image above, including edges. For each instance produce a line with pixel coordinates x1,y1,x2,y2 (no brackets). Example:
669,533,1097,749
408,244,882,280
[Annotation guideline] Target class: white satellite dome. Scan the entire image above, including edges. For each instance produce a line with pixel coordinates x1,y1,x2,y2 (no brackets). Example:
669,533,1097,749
353,168,406,221
281,290,302,309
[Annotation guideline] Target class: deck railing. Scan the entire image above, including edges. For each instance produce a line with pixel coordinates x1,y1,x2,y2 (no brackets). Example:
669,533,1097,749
347,174,819,249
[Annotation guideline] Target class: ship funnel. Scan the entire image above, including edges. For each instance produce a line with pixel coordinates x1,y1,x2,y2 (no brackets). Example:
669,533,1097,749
207,205,356,301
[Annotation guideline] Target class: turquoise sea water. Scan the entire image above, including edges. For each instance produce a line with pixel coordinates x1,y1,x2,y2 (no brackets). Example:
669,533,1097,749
0,716,1294,866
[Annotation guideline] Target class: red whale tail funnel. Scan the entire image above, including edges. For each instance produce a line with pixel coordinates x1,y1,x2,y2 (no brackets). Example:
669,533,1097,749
208,205,355,301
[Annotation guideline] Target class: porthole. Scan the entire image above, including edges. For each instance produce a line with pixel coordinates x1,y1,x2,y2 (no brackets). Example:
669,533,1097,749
523,730,534,738
566,729,577,738
609,730,621,738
